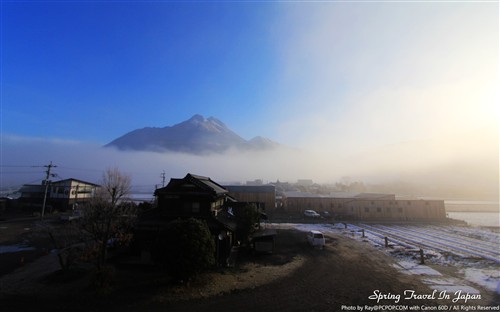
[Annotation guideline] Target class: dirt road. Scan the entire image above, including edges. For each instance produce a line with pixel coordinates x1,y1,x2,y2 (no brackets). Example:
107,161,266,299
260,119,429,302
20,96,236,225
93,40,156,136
0,218,47,277
150,230,443,312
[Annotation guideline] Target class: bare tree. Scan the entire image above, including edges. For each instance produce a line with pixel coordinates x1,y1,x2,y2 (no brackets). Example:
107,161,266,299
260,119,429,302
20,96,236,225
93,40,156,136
99,167,132,207
78,168,136,288
80,197,136,270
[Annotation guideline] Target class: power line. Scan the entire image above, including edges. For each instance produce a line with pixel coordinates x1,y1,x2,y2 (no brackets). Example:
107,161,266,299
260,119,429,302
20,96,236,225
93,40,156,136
57,166,103,173
43,162,58,182
0,171,43,174
0,165,39,168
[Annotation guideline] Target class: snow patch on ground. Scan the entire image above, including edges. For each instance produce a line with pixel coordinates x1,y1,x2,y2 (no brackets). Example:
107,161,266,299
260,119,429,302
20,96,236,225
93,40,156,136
393,260,442,276
266,222,500,296
461,268,500,293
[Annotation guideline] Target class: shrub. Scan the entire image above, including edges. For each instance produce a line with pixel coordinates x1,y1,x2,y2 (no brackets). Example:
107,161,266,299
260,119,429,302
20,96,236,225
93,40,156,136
234,203,261,245
91,265,116,294
151,218,215,281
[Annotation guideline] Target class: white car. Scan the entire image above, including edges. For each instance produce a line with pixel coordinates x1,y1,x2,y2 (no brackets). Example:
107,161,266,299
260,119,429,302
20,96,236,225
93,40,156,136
303,210,321,218
307,230,326,248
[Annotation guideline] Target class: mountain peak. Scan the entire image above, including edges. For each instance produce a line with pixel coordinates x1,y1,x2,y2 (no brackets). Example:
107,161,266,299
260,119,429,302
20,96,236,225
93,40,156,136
187,114,206,123
180,114,227,133
105,115,281,154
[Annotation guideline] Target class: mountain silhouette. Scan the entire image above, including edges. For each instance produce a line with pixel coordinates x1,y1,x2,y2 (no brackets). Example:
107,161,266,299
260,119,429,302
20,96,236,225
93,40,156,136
105,114,281,154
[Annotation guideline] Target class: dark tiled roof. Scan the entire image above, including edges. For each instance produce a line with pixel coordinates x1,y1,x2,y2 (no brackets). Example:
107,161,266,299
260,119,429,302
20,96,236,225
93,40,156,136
354,193,395,199
251,229,278,239
213,210,237,232
224,185,275,194
155,173,228,196
184,173,228,195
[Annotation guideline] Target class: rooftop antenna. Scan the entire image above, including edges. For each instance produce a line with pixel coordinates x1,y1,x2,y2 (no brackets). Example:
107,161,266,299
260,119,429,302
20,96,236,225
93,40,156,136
160,171,166,187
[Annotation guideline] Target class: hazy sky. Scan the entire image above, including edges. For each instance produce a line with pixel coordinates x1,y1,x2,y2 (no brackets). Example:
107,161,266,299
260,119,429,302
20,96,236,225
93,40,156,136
1,1,498,197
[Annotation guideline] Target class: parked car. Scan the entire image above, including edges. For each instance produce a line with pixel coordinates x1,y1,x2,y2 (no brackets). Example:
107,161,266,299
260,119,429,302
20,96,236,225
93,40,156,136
321,211,332,219
307,230,326,248
303,210,321,218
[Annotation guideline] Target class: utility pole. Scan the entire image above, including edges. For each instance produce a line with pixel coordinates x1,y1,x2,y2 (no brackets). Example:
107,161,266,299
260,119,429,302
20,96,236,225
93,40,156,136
41,161,57,220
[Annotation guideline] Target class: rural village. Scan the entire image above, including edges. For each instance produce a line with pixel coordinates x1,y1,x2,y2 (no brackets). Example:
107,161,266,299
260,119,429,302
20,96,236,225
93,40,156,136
2,1,498,311
0,168,498,311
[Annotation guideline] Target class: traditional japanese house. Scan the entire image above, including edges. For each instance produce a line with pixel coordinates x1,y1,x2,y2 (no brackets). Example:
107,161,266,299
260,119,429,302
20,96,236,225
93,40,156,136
135,173,236,265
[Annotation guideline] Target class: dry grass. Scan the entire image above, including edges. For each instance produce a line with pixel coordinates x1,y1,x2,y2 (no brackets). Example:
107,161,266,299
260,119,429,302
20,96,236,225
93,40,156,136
152,255,305,303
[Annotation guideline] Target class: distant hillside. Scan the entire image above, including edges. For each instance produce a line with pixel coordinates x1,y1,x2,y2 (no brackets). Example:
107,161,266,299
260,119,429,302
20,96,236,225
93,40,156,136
105,114,281,154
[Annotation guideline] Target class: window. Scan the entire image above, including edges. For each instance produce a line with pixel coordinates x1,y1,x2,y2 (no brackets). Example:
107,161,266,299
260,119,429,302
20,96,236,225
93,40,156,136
364,207,369,213
56,187,65,194
398,208,403,213
376,207,381,213
192,202,200,213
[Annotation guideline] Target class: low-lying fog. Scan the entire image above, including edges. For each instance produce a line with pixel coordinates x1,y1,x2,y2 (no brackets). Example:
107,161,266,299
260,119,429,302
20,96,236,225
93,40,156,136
2,125,497,200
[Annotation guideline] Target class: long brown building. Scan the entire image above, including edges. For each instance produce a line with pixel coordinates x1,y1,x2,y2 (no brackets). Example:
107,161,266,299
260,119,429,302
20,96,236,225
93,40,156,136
224,185,276,212
283,192,446,221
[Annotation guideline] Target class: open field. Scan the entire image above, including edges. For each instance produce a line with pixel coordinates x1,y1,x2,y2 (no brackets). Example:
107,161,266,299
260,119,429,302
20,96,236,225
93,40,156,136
278,222,500,299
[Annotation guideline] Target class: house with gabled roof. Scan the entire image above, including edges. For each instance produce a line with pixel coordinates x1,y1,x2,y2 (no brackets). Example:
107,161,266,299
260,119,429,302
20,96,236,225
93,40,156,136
154,173,230,219
135,173,237,265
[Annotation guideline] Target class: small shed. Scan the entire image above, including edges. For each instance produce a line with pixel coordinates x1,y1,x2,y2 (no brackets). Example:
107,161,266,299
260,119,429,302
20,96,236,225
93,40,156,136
251,229,278,254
